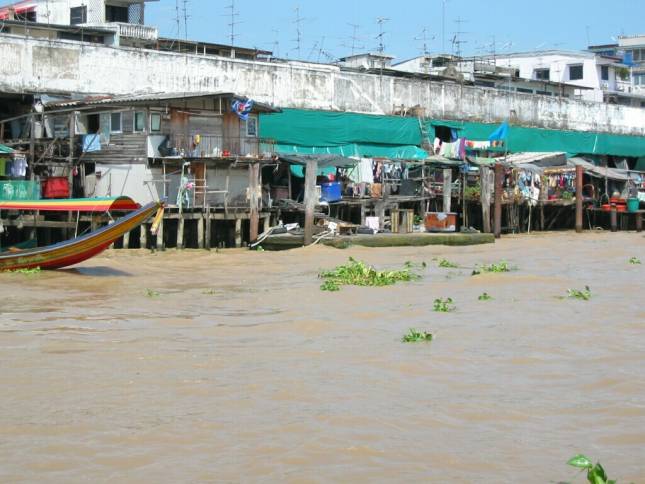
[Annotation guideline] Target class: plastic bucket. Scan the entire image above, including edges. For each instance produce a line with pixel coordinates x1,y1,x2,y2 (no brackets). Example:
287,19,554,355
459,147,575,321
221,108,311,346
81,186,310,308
627,198,640,212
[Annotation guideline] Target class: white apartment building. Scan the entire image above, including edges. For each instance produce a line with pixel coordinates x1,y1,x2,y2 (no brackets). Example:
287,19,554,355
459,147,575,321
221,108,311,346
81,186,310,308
0,0,158,42
489,50,624,103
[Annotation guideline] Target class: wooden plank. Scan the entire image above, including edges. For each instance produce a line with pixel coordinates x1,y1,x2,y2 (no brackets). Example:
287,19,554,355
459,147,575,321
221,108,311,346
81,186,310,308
303,159,317,245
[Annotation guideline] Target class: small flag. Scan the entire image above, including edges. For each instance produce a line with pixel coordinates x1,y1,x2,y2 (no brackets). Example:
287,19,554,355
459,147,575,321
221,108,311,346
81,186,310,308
232,98,254,121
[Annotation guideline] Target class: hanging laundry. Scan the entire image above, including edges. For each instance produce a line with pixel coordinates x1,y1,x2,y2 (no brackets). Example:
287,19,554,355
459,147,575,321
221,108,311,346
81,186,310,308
11,156,27,177
465,140,491,150
0,158,6,177
347,158,374,184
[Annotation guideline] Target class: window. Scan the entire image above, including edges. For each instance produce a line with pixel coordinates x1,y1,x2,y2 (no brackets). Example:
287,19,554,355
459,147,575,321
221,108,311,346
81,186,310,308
16,10,36,22
601,65,609,81
133,111,145,132
634,74,645,86
70,6,87,25
534,68,550,80
517,87,534,94
150,113,161,132
246,117,257,137
105,5,129,23
569,64,583,81
110,112,122,133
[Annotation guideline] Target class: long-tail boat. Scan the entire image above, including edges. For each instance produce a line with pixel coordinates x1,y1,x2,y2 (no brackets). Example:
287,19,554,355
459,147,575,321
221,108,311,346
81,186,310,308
0,197,163,271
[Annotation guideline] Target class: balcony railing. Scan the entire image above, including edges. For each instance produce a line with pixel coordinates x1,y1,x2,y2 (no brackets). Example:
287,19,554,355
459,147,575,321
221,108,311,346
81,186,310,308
159,134,275,159
113,22,158,40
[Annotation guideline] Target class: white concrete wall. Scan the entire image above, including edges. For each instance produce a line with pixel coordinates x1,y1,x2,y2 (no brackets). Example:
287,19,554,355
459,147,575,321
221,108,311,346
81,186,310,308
1,34,644,136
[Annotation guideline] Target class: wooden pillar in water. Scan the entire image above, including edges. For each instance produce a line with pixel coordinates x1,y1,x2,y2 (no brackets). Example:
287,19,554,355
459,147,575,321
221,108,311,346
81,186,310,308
205,210,212,250
575,164,584,233
177,215,185,249
262,215,270,234
442,168,452,213
140,224,147,249
123,231,130,249
610,206,618,232
234,218,242,247
480,166,492,233
303,159,318,246
248,162,260,242
493,163,504,239
197,215,204,249
156,217,164,250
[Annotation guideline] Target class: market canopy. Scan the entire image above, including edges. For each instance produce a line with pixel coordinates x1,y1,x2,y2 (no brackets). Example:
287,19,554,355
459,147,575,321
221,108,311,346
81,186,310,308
0,196,141,212
568,158,632,182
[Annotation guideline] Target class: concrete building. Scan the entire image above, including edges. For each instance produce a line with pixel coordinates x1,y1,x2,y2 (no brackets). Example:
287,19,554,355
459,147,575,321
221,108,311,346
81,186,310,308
588,34,645,101
392,55,582,99
488,50,625,103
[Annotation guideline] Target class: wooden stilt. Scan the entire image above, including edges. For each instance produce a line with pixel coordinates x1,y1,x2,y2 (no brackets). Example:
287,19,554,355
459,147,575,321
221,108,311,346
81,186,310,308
123,230,130,249
303,159,318,245
156,217,164,251
636,213,642,232
177,216,185,249
262,215,270,234
235,218,242,247
610,207,617,232
205,212,212,250
575,164,583,233
140,223,148,249
493,163,504,239
480,166,492,233
197,215,204,249
443,168,452,213
249,162,260,242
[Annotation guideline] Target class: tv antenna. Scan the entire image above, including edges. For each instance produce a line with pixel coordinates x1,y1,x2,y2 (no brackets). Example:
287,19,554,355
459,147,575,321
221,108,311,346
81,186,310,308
415,27,434,56
271,29,280,58
225,0,241,49
375,17,389,53
292,6,305,58
441,0,450,53
182,0,190,41
452,17,468,57
347,23,364,56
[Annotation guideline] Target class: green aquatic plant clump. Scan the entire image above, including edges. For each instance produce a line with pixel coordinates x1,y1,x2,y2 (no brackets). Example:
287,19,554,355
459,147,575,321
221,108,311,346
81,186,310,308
402,329,433,343
6,266,42,274
567,286,591,301
629,256,641,265
567,454,615,484
472,260,514,275
478,292,493,301
437,258,459,268
319,257,422,291
433,297,455,312
146,288,161,298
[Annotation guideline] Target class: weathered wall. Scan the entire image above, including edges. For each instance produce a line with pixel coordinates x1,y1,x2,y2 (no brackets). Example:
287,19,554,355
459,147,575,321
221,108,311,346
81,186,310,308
1,34,644,136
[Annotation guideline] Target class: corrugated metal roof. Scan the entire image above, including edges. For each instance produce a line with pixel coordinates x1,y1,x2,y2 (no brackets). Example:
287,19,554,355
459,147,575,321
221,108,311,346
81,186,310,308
44,92,279,112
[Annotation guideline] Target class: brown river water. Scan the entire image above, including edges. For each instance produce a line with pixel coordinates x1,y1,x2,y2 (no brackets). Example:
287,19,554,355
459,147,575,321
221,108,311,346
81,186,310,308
1,232,644,483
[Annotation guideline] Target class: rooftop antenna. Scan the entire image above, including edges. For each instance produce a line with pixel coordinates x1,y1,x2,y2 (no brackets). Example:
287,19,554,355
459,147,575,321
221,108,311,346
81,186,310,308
271,28,280,58
415,27,434,56
452,16,468,58
585,25,591,46
225,0,241,57
292,6,304,58
182,0,190,41
441,0,450,53
347,22,363,56
376,17,389,53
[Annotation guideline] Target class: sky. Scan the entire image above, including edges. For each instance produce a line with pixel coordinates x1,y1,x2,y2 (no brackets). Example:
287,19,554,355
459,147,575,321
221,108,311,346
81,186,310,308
145,0,644,62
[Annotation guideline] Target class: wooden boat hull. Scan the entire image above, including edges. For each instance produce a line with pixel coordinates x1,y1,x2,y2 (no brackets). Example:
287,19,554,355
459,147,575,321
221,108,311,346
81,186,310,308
0,201,160,271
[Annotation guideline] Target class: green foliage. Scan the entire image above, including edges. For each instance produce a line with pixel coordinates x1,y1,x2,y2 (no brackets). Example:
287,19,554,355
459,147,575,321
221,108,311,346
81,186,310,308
146,288,161,298
464,183,481,201
438,258,459,268
254,245,265,252
478,292,493,301
472,260,514,275
567,454,616,484
319,257,421,291
567,286,591,301
433,297,455,312
402,328,433,343
561,190,574,201
6,266,41,274
629,256,641,265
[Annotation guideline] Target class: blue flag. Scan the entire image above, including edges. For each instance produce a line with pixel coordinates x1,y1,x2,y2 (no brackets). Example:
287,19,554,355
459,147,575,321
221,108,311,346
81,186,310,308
488,121,509,142
232,98,254,121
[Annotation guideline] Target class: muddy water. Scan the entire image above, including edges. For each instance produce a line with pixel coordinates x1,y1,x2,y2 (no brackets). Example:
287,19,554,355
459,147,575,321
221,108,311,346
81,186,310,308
1,232,644,483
